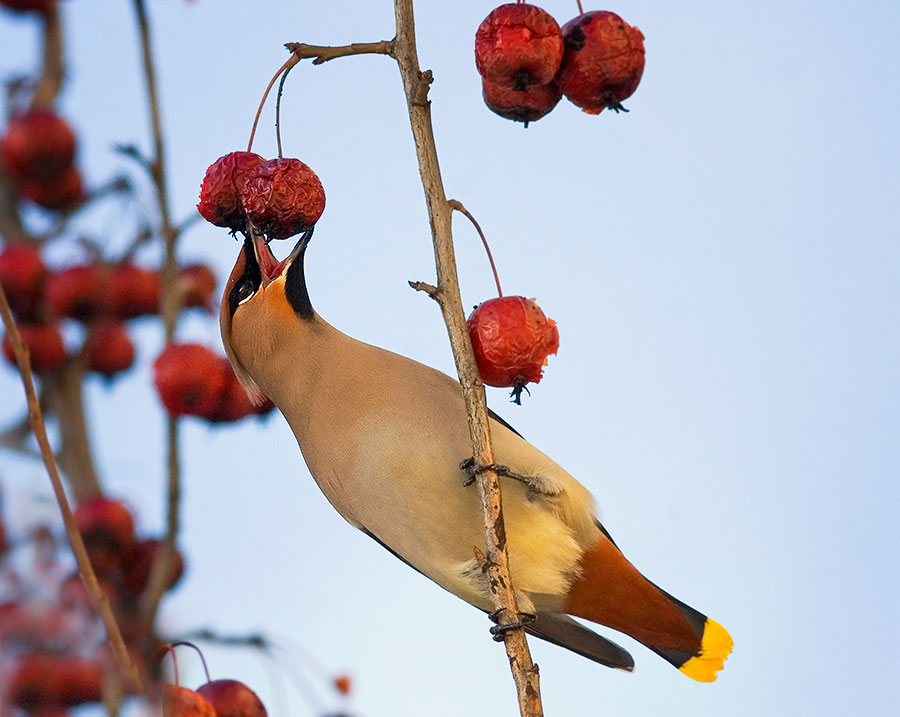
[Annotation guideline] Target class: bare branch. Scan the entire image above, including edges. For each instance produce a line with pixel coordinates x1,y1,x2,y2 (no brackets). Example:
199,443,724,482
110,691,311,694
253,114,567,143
285,40,395,65
131,0,183,630
389,2,544,714
408,279,439,298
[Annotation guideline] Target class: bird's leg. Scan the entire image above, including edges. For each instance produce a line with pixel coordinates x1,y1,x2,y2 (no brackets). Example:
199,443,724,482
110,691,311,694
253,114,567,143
488,607,538,642
459,458,562,497
459,457,521,486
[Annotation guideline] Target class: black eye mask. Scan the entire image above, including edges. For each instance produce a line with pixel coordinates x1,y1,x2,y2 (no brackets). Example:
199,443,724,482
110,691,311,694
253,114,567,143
227,239,262,317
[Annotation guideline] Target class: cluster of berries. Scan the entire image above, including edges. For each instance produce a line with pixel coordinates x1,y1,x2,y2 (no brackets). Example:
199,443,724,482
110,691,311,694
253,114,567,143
153,343,275,423
0,242,216,380
0,109,84,211
476,3,645,125
73,497,185,600
161,644,268,717
198,152,325,240
0,498,181,714
160,641,353,716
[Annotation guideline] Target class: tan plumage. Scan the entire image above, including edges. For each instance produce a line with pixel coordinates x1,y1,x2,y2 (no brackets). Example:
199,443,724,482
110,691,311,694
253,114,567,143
221,232,732,680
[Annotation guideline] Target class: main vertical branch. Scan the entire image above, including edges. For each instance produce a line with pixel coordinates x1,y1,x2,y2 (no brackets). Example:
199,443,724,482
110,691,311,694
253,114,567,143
131,0,182,629
391,1,543,714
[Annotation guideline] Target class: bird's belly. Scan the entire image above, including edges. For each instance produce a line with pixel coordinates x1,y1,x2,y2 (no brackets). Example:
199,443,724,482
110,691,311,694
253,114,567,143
297,427,581,613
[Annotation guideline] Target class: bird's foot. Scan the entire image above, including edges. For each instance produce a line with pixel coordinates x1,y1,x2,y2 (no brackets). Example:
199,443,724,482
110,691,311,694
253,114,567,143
488,609,538,642
459,458,522,487
459,458,561,497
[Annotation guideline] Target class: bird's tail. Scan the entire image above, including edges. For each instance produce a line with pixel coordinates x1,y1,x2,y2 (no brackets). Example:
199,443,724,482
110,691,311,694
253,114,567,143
563,536,733,682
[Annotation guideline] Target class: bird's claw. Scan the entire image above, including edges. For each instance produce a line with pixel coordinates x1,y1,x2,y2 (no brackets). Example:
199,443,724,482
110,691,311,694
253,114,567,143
488,609,537,641
459,458,515,487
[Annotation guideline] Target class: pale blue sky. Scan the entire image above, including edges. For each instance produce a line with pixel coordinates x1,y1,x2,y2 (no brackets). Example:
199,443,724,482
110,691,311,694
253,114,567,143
1,2,898,715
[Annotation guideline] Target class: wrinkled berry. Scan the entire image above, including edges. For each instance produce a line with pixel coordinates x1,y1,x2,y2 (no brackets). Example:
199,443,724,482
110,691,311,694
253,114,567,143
475,3,563,90
197,151,266,231
482,78,562,126
558,11,645,114
242,158,325,240
467,296,559,404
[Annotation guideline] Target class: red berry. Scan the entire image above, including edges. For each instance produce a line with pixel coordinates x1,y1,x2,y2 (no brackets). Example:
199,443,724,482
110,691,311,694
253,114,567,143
558,11,645,114
153,343,229,418
58,571,118,613
107,263,160,319
84,321,135,377
163,684,217,717
2,322,66,373
482,78,561,126
475,3,563,91
333,674,352,696
7,653,64,708
20,165,84,210
177,263,217,312
121,538,185,594
57,656,104,706
0,0,52,12
0,243,46,318
197,151,266,231
73,497,136,575
206,360,255,423
197,679,268,717
45,264,105,320
242,158,325,240
467,296,559,404
1,111,76,181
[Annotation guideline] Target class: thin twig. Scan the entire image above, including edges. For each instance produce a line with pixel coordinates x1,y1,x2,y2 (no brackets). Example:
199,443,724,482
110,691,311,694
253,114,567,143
131,0,183,630
390,2,543,714
285,41,395,65
449,199,503,297
0,282,143,693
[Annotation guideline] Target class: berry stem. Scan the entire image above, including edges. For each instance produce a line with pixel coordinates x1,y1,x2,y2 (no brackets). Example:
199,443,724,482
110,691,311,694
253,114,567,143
576,0,584,14
171,640,213,683
448,199,503,297
159,644,180,686
248,55,300,153
275,61,297,159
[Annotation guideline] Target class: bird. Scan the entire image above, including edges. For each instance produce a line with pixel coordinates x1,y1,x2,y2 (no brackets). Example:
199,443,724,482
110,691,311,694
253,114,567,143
220,229,733,682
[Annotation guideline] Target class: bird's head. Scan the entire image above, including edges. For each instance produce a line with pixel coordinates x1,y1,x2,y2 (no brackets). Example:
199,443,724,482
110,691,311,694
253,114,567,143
219,228,314,404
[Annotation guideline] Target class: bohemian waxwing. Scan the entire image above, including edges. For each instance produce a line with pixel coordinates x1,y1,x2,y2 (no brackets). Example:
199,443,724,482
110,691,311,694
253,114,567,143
220,230,732,681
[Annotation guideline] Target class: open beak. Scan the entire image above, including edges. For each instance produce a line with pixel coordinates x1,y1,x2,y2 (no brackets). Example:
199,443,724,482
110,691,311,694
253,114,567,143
250,228,314,286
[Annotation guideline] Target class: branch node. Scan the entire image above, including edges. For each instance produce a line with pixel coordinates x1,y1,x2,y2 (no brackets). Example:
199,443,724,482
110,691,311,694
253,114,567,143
408,280,440,301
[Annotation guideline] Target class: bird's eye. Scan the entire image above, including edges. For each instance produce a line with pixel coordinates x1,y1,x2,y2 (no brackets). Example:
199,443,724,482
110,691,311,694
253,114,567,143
236,279,255,304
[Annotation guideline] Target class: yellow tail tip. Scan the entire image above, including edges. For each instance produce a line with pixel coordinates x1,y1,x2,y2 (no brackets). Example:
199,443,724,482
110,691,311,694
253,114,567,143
678,618,733,682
